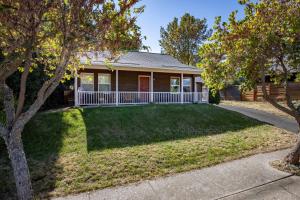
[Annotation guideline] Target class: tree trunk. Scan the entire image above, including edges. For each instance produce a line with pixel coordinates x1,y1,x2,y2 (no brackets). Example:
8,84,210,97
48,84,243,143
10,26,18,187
6,132,33,200
284,122,300,165
285,137,300,165
260,70,300,165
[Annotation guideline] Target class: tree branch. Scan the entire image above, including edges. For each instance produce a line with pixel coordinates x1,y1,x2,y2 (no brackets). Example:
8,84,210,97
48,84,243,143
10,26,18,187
0,123,8,140
13,48,71,130
15,55,32,118
0,56,24,82
260,69,296,118
0,83,16,129
278,57,298,114
0,0,50,83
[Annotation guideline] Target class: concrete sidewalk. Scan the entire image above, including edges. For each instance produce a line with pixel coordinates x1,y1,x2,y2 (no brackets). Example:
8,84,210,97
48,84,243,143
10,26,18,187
53,149,300,200
218,105,299,133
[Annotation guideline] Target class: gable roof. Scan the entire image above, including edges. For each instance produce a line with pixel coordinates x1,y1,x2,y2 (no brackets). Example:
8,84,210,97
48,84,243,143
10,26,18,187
80,51,201,74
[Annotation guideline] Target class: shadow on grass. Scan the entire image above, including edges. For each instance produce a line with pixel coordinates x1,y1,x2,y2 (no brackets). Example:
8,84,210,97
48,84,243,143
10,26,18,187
0,104,264,199
79,104,264,152
0,111,67,199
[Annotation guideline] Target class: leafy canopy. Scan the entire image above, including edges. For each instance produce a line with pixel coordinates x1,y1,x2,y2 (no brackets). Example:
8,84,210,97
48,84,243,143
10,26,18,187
199,0,300,93
160,13,211,65
1,0,145,111
0,0,144,115
0,0,144,83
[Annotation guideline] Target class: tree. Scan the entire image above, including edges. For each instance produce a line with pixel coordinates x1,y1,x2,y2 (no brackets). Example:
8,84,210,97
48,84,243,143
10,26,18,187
0,0,143,199
199,0,300,164
1,5,145,111
159,13,211,65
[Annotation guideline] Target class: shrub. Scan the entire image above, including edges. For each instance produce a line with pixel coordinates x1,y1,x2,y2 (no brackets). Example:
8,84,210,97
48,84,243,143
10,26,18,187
209,90,220,104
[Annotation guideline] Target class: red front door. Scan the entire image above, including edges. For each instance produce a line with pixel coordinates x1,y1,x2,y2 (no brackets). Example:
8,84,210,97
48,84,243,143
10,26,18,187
139,76,150,92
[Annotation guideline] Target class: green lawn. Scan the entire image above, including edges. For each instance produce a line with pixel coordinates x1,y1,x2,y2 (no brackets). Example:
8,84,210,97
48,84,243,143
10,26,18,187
0,104,296,199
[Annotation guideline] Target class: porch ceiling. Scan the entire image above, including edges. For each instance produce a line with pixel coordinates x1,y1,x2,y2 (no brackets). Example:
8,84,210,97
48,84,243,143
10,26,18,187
82,64,201,75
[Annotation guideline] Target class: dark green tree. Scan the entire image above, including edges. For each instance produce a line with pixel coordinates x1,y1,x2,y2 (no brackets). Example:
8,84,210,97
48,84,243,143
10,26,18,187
160,13,211,65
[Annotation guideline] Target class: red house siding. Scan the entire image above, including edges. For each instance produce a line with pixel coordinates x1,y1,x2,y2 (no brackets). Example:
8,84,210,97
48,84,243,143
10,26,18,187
78,69,196,92
119,71,151,91
154,73,194,92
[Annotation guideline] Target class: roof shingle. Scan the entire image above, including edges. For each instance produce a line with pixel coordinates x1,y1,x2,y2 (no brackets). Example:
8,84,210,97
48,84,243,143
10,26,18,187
81,51,201,73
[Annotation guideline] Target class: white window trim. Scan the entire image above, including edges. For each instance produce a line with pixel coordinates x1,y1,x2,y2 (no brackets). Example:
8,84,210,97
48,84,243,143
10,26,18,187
98,73,111,91
138,75,151,92
183,77,192,92
80,73,94,91
170,76,180,93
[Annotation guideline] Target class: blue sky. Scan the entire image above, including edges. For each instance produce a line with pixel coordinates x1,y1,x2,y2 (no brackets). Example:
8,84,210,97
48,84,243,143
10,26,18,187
136,0,245,53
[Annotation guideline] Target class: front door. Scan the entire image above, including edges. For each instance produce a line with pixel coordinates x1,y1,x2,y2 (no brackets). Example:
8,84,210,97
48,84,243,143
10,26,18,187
139,76,150,92
139,76,150,102
196,82,202,92
195,82,203,103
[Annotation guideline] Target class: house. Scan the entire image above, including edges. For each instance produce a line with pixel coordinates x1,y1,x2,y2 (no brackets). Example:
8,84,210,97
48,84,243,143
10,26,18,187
74,51,208,106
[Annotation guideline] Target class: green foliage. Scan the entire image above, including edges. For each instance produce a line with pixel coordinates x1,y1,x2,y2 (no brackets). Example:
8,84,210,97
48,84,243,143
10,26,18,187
199,0,300,93
160,13,211,65
209,90,221,104
0,0,144,114
0,0,145,80
296,73,300,82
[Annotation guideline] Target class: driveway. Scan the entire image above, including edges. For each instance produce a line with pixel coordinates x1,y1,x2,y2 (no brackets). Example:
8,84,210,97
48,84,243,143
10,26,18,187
53,149,300,200
218,104,299,133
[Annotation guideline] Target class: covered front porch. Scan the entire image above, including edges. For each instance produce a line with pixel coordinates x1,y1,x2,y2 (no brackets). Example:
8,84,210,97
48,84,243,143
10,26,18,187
74,69,208,106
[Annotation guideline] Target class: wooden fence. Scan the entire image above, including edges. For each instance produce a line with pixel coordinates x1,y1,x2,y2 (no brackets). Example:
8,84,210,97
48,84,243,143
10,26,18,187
220,85,241,101
241,82,300,101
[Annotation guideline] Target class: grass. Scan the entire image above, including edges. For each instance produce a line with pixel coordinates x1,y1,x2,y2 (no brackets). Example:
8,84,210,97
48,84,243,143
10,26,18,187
0,104,296,199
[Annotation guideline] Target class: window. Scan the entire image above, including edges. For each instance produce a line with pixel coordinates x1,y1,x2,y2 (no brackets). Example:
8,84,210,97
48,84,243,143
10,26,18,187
170,77,180,92
98,73,111,91
183,77,192,92
80,73,94,91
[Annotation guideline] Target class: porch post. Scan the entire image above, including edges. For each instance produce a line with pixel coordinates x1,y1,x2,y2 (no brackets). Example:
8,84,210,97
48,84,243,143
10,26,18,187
181,73,183,104
194,77,197,103
74,70,78,106
150,72,154,102
206,87,209,103
116,69,119,106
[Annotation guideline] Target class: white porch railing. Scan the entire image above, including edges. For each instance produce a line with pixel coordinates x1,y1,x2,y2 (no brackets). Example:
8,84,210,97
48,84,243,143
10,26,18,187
77,91,209,106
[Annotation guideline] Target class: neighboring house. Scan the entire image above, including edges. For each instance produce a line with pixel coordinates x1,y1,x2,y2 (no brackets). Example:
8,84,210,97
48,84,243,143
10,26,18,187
74,51,208,106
